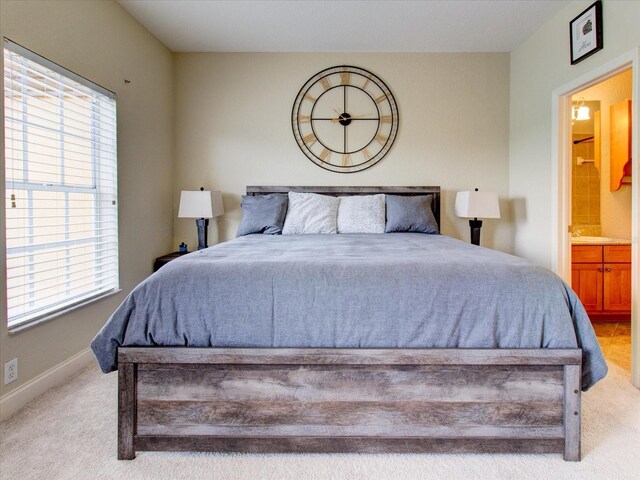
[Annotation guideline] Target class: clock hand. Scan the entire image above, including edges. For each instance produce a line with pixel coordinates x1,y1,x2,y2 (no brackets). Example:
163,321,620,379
348,113,376,119
329,114,377,122
331,108,374,119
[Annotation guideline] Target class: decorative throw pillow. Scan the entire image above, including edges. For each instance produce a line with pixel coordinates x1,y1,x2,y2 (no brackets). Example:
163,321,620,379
385,195,439,234
282,192,339,234
337,194,386,233
236,194,289,237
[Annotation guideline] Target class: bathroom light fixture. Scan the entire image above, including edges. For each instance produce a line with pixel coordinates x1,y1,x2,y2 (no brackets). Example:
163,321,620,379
572,97,590,121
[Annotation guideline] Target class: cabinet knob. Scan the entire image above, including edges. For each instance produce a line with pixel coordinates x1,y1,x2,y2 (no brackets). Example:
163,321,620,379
597,267,604,272
605,267,612,272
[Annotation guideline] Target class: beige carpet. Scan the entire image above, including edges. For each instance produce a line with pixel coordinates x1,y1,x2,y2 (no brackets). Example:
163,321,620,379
1,361,639,480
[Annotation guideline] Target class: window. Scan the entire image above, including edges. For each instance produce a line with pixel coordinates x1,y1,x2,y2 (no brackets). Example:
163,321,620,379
3,39,118,329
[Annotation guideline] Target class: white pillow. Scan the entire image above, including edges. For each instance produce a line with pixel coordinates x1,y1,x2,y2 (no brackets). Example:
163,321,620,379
282,192,339,234
337,194,386,233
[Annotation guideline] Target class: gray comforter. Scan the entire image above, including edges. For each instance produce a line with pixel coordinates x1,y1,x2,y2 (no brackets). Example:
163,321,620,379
91,233,607,390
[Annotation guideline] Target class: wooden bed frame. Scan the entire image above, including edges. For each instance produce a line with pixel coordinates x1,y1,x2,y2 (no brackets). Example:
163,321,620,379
117,186,582,461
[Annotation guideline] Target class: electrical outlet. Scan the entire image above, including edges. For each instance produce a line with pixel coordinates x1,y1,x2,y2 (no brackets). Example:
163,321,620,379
4,358,18,384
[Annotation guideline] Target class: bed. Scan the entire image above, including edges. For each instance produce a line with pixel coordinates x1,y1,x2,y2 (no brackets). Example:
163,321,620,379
91,186,607,461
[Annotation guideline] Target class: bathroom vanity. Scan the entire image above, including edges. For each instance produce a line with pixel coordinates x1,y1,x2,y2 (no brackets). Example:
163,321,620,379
572,238,631,322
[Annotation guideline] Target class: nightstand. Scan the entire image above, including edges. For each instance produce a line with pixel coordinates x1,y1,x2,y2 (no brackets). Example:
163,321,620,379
153,251,189,272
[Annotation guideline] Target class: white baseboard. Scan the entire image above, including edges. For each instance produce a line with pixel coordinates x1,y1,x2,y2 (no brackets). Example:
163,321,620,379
0,348,94,421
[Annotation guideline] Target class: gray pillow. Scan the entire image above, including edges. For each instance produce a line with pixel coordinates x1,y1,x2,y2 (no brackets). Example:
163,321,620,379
236,194,288,237
385,195,439,234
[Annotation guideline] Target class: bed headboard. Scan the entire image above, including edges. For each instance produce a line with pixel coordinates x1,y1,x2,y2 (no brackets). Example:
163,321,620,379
246,186,441,229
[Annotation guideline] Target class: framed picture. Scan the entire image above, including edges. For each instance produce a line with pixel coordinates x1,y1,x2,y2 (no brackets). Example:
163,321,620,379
570,1,603,65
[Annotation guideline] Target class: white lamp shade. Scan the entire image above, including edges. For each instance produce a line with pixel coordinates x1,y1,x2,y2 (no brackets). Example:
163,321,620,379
210,190,224,217
178,190,224,218
455,191,501,219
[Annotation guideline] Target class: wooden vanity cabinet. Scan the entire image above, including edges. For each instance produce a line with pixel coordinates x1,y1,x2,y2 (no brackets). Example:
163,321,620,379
571,245,631,322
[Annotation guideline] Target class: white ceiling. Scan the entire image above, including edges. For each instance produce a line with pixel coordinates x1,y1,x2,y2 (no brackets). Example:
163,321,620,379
117,0,569,53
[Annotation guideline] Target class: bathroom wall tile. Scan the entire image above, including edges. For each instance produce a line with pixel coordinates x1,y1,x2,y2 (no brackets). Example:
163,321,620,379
575,176,589,194
574,200,589,217
574,164,589,177
587,225,601,235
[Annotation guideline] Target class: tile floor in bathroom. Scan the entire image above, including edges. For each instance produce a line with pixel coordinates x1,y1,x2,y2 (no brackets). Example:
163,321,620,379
592,322,631,372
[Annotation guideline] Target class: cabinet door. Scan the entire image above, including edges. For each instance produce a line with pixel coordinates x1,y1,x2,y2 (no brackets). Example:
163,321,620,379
610,99,631,191
603,263,632,312
572,263,603,312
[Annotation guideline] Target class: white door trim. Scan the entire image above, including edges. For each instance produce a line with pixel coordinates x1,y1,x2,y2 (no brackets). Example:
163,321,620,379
551,48,640,388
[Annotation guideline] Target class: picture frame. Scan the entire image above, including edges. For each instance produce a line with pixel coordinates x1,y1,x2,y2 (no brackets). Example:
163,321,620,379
570,1,603,65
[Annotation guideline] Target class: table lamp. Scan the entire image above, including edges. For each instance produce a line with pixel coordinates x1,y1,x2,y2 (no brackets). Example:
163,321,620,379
455,188,500,246
178,188,224,250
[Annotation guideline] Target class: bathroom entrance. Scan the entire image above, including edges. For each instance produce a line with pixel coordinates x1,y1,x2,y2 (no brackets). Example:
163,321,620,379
569,69,633,374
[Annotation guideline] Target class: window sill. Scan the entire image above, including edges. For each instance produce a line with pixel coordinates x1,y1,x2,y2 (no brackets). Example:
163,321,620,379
7,289,122,334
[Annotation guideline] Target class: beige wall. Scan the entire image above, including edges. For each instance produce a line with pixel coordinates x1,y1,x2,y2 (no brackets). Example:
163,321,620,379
174,53,512,250
509,0,640,266
576,69,633,239
0,0,174,396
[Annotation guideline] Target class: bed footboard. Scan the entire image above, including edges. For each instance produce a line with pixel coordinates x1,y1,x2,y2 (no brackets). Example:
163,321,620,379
117,348,582,461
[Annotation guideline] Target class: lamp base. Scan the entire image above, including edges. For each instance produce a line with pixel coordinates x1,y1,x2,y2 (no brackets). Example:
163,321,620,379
469,219,483,246
196,218,209,250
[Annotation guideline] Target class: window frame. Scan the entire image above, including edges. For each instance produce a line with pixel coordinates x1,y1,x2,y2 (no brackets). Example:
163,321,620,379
3,39,120,331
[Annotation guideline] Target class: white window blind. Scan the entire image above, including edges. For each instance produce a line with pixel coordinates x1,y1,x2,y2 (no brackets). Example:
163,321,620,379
3,39,119,329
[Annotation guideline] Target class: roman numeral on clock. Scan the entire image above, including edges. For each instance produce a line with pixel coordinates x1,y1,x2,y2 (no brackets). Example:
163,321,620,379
375,133,387,145
319,148,331,161
303,133,317,147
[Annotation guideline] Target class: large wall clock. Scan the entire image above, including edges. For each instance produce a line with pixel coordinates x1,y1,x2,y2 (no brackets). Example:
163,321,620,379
292,65,399,173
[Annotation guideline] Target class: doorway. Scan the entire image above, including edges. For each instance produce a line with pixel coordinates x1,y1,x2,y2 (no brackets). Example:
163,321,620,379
570,70,633,374
552,49,639,388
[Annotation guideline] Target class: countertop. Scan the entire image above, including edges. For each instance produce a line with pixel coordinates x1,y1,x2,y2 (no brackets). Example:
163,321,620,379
571,236,631,245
